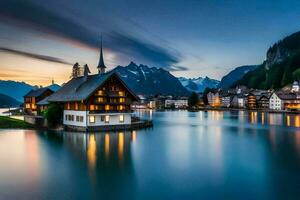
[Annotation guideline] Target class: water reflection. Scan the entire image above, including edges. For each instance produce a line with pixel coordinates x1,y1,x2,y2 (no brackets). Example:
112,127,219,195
1,111,300,199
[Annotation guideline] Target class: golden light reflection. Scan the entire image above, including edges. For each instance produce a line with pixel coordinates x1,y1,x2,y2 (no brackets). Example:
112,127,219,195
25,133,40,187
104,133,110,158
250,112,257,124
295,131,300,155
211,111,223,121
287,115,291,127
87,134,97,169
131,130,137,142
261,112,265,124
118,132,125,163
295,115,300,128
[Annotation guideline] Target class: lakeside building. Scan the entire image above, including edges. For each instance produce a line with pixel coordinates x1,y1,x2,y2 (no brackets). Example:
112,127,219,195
207,91,221,107
24,88,54,115
246,93,257,109
46,42,140,131
269,92,284,110
165,98,188,109
257,95,270,109
221,95,231,108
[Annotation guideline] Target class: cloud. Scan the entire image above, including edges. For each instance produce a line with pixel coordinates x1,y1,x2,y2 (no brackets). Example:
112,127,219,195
0,0,182,70
0,47,72,65
108,32,181,68
167,65,189,71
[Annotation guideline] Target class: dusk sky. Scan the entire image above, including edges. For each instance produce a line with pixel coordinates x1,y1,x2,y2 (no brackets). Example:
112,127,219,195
1,0,300,86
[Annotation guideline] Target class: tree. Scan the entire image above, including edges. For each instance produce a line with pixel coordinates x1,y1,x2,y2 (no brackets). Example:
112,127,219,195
71,62,81,78
188,92,199,108
44,103,63,127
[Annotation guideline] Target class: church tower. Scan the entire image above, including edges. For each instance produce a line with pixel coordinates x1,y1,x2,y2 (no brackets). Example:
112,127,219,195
97,37,106,74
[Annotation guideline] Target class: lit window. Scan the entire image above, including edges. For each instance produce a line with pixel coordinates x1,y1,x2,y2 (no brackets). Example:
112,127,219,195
119,98,125,103
119,115,124,122
105,105,110,111
67,103,70,110
105,115,110,123
119,105,124,111
90,105,95,111
25,104,30,109
75,103,79,110
89,116,95,123
98,90,104,95
98,97,104,103
118,91,124,96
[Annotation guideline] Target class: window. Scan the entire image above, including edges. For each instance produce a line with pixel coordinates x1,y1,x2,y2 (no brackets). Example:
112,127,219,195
89,116,95,123
75,103,79,110
118,91,124,96
79,116,84,122
98,90,104,95
76,116,80,121
65,115,68,121
105,105,110,111
119,98,125,103
119,115,124,122
105,115,110,123
119,105,124,111
90,105,95,111
101,115,105,121
98,97,104,103
25,104,31,109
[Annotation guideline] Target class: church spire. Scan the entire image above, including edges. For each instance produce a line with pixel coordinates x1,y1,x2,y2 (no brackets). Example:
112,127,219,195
97,36,106,74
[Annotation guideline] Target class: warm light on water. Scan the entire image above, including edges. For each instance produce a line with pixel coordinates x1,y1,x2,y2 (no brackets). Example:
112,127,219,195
0,111,300,199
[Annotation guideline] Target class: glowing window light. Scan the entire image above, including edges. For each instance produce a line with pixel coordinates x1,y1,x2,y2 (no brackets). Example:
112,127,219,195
89,116,95,123
119,114,124,122
105,115,110,123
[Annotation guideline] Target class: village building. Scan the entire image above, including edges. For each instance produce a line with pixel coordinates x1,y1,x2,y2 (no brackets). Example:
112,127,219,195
237,94,246,108
165,98,188,109
291,81,300,92
207,91,221,107
269,92,284,110
221,95,231,108
47,42,140,131
246,93,257,109
24,88,54,115
257,95,270,109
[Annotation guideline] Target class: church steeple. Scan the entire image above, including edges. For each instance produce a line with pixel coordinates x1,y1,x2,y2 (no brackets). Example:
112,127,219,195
97,36,106,74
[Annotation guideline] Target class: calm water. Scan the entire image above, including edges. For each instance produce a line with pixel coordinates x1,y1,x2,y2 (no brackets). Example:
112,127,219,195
1,111,300,200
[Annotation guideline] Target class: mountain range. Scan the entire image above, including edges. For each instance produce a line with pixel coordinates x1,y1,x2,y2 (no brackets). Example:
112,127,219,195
113,62,189,96
0,80,61,107
0,93,21,108
178,77,219,92
218,65,259,88
234,30,300,89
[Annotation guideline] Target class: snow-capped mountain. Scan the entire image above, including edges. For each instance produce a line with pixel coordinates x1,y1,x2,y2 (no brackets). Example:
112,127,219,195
113,62,189,96
178,77,220,92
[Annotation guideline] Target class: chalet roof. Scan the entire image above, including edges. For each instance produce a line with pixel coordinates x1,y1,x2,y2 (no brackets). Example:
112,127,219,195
47,71,139,102
276,92,299,100
36,96,50,105
24,88,52,98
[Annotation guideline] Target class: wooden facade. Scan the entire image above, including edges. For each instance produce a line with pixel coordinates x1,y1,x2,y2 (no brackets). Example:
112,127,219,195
63,74,135,113
24,88,53,115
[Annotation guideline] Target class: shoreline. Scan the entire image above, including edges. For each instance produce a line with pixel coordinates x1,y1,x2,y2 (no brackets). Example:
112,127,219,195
192,107,300,114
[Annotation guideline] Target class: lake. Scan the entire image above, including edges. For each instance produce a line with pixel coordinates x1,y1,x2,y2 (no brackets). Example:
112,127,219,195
0,110,300,200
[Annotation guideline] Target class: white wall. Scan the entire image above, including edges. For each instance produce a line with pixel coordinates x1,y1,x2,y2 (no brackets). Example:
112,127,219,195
269,93,283,110
87,113,131,126
63,110,87,127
